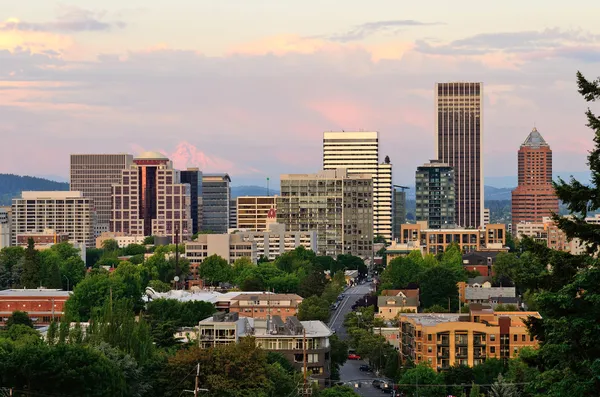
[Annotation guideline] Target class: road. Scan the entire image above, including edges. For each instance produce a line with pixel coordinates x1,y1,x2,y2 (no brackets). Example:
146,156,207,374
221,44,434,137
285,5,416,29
328,283,391,396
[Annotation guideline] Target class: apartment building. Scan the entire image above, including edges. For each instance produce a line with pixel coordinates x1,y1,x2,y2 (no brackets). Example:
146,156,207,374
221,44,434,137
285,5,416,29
185,234,255,279
323,131,393,241
436,82,484,228
201,174,231,234
228,293,303,321
0,207,10,249
397,307,541,371
236,196,277,231
235,222,317,261
415,160,455,229
180,168,202,235
95,232,147,249
0,289,71,326
199,313,332,379
515,217,569,252
11,191,95,247
399,222,506,254
110,152,192,242
277,168,374,259
393,188,407,241
70,154,133,236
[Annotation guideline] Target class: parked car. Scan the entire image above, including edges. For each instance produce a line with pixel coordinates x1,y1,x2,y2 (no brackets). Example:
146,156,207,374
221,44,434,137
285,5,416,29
347,353,361,360
359,364,372,372
372,380,382,388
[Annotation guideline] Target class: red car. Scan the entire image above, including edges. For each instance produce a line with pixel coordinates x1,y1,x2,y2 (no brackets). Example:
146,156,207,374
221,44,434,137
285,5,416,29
348,353,361,360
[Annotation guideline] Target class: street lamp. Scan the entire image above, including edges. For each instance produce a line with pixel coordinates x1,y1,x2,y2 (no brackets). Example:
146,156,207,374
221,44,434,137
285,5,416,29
63,275,70,291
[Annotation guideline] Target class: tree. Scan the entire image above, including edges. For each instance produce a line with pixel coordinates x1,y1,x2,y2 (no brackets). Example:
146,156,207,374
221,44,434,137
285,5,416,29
419,266,461,311
101,239,120,252
64,272,127,321
145,298,215,328
398,363,446,397
380,255,423,288
60,256,87,291
20,238,40,288
0,246,24,288
38,250,62,289
143,236,155,245
329,334,348,380
147,279,171,292
490,373,518,397
297,295,330,322
123,243,146,256
495,304,518,312
443,364,475,396
298,268,328,298
319,386,360,396
241,276,265,291
469,382,483,397
231,257,255,285
5,310,34,329
198,254,231,286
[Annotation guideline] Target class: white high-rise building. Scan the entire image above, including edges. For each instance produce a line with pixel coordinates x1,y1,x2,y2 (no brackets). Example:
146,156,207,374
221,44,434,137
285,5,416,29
0,208,11,249
323,131,392,241
11,191,95,247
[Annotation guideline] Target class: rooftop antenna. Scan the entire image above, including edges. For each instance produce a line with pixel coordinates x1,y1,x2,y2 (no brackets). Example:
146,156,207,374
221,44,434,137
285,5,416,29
266,177,270,197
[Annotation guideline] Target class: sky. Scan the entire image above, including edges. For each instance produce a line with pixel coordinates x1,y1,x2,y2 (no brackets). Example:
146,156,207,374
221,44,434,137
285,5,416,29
1,1,599,187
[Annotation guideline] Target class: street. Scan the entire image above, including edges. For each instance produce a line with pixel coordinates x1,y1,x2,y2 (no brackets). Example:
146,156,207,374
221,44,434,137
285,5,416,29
329,283,391,396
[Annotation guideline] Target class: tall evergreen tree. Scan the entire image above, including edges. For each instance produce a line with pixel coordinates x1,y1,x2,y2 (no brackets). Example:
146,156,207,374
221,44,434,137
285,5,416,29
20,238,41,288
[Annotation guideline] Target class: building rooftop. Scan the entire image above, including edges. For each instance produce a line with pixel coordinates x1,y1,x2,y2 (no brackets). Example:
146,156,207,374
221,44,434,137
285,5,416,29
247,317,333,338
134,151,169,161
19,191,84,200
229,293,303,302
400,313,464,326
465,286,516,301
0,289,71,298
521,127,549,149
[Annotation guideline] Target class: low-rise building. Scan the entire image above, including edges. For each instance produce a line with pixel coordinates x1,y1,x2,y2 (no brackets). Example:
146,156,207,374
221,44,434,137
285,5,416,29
15,229,70,248
377,289,420,319
185,234,256,279
96,232,147,248
0,289,71,326
229,293,303,321
0,207,11,249
198,313,332,379
397,306,540,371
458,280,517,308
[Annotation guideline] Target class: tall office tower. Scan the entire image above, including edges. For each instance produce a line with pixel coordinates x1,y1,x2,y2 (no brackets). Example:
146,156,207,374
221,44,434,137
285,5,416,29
415,161,455,229
180,168,202,235
236,196,277,231
201,174,231,234
111,152,192,242
11,191,95,247
511,128,559,231
229,199,237,230
70,154,133,236
435,82,484,228
0,207,11,249
277,169,374,259
392,188,407,240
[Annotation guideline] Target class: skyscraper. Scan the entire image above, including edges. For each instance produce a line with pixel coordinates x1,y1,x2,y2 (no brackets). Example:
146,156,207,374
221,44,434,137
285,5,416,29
110,152,192,241
323,131,392,241
435,82,484,228
201,174,231,234
511,127,559,230
70,154,133,236
392,188,407,240
180,168,202,235
415,161,455,229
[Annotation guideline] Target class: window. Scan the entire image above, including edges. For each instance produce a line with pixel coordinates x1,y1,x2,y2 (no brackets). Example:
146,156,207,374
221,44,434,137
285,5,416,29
427,346,432,353
490,347,496,354
427,334,432,341
513,335,518,342
522,335,526,342
490,334,496,342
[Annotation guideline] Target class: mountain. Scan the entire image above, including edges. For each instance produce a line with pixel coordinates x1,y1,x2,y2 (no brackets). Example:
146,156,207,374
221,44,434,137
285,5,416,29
484,186,514,201
231,185,279,198
0,174,69,205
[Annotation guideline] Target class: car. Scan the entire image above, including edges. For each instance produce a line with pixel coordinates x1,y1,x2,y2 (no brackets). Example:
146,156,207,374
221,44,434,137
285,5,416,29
347,353,361,360
359,364,372,372
372,380,382,388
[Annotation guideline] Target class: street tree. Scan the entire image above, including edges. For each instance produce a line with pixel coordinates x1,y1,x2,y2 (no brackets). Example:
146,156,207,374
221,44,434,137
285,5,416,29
198,254,231,286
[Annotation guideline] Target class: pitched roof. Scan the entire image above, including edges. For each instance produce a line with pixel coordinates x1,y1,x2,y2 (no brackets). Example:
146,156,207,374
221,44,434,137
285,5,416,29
378,295,420,308
521,127,549,149
380,289,420,298
466,286,516,300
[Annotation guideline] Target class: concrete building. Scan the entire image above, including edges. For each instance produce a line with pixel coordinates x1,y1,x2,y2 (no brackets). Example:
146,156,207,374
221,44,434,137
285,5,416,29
16,229,70,248
323,131,393,242
229,198,237,230
415,160,455,229
228,293,303,321
397,307,540,370
70,154,133,236
393,188,407,241
198,313,332,379
236,196,277,231
515,217,569,252
185,234,255,280
511,128,559,231
436,82,484,228
95,232,147,249
110,152,192,242
0,207,11,249
277,168,374,259
180,168,202,235
399,222,506,255
0,289,71,326
483,209,490,227
201,174,231,234
377,289,420,320
11,191,95,247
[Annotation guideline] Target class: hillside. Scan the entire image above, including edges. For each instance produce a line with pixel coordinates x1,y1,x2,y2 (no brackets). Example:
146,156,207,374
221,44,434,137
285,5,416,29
0,174,69,205
231,185,279,198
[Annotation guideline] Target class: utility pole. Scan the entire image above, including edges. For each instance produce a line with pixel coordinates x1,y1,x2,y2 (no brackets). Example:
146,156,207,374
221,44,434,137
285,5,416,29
299,328,312,396
175,228,180,289
194,363,200,397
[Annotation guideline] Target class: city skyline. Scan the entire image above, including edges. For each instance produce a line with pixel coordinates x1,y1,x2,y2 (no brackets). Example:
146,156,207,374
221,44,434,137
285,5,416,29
1,2,599,186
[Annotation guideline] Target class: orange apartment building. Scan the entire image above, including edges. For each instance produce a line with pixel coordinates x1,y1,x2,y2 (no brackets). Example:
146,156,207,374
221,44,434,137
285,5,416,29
228,293,303,321
398,306,540,371
398,222,506,255
0,289,71,326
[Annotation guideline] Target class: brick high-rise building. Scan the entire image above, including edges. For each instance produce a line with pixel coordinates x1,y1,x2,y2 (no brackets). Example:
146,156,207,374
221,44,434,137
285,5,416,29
436,82,484,228
511,128,559,230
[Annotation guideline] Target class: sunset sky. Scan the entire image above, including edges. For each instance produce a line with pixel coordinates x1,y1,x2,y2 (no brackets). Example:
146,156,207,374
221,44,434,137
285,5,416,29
1,1,599,186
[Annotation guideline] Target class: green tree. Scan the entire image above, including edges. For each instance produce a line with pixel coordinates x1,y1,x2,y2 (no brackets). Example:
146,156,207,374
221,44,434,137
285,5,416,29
469,382,483,397
241,276,265,291
329,334,348,380
60,256,87,291
5,310,34,329
123,243,146,256
20,238,41,288
490,373,518,397
443,364,475,396
38,250,62,288
46,321,58,345
147,279,171,292
319,386,360,396
101,239,120,252
495,304,518,312
297,295,330,322
419,266,460,311
398,363,446,397
472,358,505,386
380,254,423,288
231,256,255,285
64,272,127,321
143,236,155,245
145,298,215,328
198,254,231,286
0,246,24,288
298,268,328,298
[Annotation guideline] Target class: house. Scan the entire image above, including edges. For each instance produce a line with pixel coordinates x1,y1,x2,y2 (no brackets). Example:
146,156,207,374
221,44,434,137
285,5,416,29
458,277,517,309
377,289,420,320
228,293,303,321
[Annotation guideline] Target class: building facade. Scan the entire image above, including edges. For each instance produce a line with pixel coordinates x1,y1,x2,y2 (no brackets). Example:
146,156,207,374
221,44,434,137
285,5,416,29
377,289,420,320
180,168,202,235
95,232,147,249
323,131,393,242
277,169,374,259
70,154,133,236
398,308,540,371
415,160,455,229
0,289,71,326
511,128,559,231
236,196,277,231
436,82,484,228
201,174,231,234
16,229,70,248
393,188,407,241
110,152,192,242
228,293,303,321
229,198,237,230
0,208,10,249
237,222,317,261
11,191,95,247
185,234,256,279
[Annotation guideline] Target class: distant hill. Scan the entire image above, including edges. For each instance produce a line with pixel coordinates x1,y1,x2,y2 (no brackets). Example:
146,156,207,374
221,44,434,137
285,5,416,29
231,185,279,198
0,174,69,205
484,186,514,201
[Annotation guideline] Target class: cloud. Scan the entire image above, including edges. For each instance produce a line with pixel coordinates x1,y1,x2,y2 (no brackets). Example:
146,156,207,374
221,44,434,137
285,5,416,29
0,6,125,33
327,20,444,42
